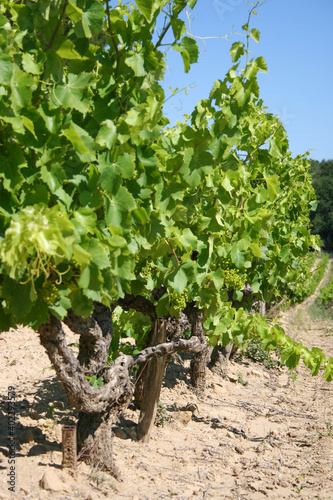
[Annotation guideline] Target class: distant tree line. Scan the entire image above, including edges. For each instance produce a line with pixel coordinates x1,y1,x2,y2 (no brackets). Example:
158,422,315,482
310,159,333,252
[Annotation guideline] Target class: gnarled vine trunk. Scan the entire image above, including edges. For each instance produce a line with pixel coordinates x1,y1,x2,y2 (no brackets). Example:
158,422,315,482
77,411,117,474
208,344,234,378
38,306,132,476
38,302,206,472
186,306,208,395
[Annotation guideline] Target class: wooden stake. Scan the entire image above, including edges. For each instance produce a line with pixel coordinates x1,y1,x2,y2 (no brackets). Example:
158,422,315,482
62,425,77,477
137,320,167,442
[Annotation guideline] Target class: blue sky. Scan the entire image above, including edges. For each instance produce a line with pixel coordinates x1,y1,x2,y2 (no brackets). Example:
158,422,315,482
161,0,333,162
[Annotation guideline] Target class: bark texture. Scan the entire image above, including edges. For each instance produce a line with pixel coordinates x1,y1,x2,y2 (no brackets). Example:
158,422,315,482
134,311,192,408
64,304,112,376
209,344,234,378
185,305,208,395
137,320,167,442
77,411,117,475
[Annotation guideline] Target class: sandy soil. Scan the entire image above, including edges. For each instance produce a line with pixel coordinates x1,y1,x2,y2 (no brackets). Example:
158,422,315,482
1,264,332,500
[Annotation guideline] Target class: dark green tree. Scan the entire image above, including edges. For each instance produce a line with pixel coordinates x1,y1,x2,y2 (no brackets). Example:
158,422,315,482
310,159,333,252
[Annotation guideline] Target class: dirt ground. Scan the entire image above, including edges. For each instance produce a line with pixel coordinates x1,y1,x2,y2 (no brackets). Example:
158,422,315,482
1,264,332,500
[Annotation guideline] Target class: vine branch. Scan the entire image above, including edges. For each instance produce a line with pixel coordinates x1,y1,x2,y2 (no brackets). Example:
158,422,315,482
166,238,180,265
106,0,121,79
154,4,187,51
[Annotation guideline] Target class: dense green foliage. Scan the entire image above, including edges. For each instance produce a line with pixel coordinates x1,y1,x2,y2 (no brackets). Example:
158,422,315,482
318,262,333,309
318,281,333,309
307,253,329,298
285,252,328,304
310,159,333,252
0,0,332,381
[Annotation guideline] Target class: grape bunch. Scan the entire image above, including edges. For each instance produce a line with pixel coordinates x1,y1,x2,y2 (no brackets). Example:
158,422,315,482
223,269,246,291
140,262,155,280
39,281,60,305
169,289,188,314
220,258,246,291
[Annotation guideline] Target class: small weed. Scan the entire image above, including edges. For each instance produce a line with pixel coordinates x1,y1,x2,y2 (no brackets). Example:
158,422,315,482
155,403,170,427
86,375,104,389
318,419,333,439
89,470,105,488
237,372,248,386
184,329,191,340
290,371,298,386
46,403,57,422
243,340,279,369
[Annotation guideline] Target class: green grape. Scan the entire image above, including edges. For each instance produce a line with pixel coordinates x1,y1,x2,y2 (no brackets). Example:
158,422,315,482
169,289,188,314
220,257,231,270
39,281,60,305
140,262,154,280
223,269,246,291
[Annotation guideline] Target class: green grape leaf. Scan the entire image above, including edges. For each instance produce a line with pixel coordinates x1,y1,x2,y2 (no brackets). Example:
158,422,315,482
71,289,94,318
49,294,71,320
0,309,16,332
73,0,105,38
134,0,159,22
250,28,260,43
24,298,50,329
21,53,42,75
173,36,199,73
125,52,147,77
96,120,117,150
62,121,95,159
1,277,36,321
256,56,267,72
249,242,263,258
117,153,135,179
104,187,136,227
156,293,170,318
0,54,13,84
168,268,187,293
230,42,245,62
55,38,84,60
87,238,110,269
52,73,94,113
212,268,224,289
323,358,333,382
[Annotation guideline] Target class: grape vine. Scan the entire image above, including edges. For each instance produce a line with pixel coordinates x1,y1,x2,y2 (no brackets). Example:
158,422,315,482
0,0,331,382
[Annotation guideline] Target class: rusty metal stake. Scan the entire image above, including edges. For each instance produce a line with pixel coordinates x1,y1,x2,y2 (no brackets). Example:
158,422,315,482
62,425,77,477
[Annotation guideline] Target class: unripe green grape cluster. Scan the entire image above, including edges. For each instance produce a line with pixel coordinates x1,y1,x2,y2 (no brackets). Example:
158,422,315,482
223,269,246,290
220,258,246,290
39,281,60,305
169,288,188,313
140,262,155,281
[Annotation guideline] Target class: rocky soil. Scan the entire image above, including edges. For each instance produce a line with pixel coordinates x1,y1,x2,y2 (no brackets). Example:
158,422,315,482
1,264,332,500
